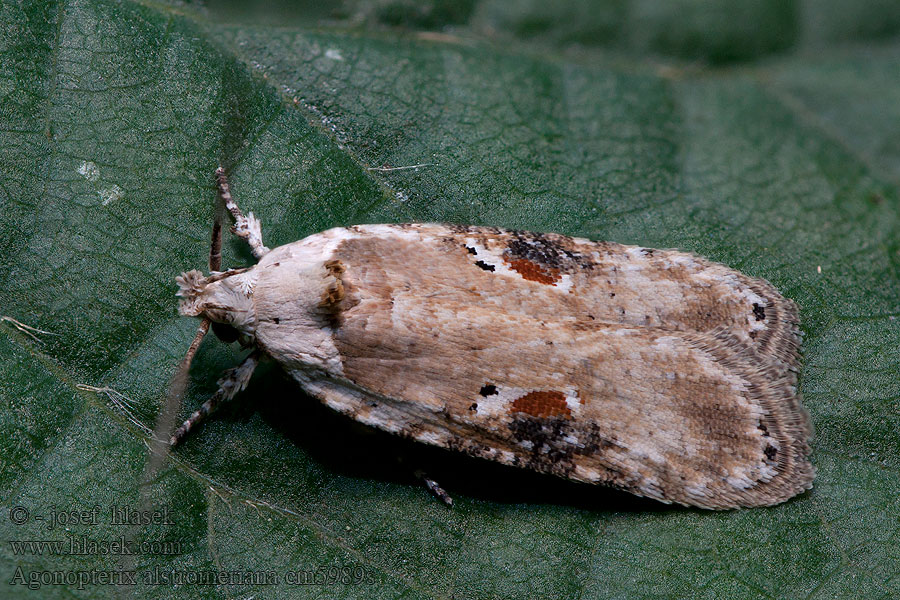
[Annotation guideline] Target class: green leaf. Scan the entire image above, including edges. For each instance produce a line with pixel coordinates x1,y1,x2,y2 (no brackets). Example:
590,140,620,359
2,1,898,598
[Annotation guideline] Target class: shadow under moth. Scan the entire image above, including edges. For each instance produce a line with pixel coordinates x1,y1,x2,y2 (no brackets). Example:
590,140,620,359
171,168,814,510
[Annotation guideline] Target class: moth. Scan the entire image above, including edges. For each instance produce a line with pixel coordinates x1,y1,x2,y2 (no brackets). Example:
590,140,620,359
171,168,814,510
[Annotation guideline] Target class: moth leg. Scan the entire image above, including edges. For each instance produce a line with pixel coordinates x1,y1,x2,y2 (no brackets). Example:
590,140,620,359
215,166,269,259
414,469,454,507
170,351,261,446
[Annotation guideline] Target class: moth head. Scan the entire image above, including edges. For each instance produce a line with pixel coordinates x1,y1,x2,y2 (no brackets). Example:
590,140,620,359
175,269,257,342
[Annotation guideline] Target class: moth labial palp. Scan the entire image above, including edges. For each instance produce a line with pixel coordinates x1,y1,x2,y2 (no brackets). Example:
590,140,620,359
169,168,814,510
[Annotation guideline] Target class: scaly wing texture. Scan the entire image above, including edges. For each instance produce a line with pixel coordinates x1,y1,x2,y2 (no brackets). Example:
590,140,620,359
293,225,812,508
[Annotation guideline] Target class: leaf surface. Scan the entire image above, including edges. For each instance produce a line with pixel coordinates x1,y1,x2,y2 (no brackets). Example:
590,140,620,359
1,1,898,598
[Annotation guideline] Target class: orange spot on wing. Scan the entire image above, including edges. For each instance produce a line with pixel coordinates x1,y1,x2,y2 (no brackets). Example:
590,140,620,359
510,391,571,418
505,258,560,285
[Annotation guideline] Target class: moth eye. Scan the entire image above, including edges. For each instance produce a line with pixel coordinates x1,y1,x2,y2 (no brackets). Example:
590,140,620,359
211,322,239,343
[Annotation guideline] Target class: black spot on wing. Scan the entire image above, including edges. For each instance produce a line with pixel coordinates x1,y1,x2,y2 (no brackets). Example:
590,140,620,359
508,416,617,477
505,231,594,272
752,303,766,321
479,384,498,396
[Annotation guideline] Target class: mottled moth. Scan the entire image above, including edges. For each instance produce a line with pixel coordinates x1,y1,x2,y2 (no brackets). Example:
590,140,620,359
171,168,814,510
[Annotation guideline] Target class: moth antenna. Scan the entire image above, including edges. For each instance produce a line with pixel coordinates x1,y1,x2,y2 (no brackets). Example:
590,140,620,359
182,318,211,371
209,196,224,272
138,318,212,494
138,319,212,520
161,319,210,442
